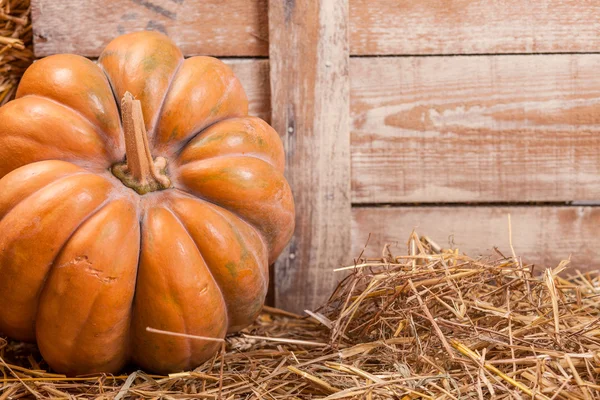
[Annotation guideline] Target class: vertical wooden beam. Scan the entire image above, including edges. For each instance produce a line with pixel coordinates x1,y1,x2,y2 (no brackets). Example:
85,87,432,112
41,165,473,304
269,0,351,312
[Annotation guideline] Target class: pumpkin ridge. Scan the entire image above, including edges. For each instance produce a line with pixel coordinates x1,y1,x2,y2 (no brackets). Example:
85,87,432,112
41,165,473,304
158,73,247,157
153,56,248,155
175,116,285,173
197,200,268,285
33,176,126,301
125,214,143,365
0,168,87,222
0,97,115,177
20,94,121,162
130,206,227,372
170,190,269,270
174,156,294,263
171,155,289,254
37,196,116,313
162,209,192,365
176,152,283,174
168,193,269,329
97,62,123,132
0,174,114,340
168,117,233,160
15,54,124,154
36,197,140,375
144,207,192,362
171,186,270,251
163,77,243,157
38,199,117,354
165,205,230,336
0,136,106,174
149,58,184,144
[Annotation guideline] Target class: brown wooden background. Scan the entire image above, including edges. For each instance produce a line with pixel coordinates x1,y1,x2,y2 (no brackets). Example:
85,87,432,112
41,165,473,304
32,0,600,312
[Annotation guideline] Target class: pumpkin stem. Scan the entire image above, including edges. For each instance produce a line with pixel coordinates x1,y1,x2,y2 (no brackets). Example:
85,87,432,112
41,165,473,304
111,92,171,194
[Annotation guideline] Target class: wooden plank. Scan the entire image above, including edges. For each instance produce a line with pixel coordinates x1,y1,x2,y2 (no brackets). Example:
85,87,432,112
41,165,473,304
352,206,600,272
350,55,600,204
224,59,270,122
33,1,600,57
350,0,600,55
269,0,351,312
32,0,268,57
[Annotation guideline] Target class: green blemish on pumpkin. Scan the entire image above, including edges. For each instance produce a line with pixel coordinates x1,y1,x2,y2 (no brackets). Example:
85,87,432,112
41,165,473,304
169,126,179,141
142,56,159,73
228,223,256,284
250,292,266,315
231,225,252,264
210,103,222,116
193,130,246,147
93,108,115,131
169,294,181,306
224,261,238,278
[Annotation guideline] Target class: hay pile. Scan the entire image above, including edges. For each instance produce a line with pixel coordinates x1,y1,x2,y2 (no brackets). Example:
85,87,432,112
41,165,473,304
0,0,32,106
2,232,600,399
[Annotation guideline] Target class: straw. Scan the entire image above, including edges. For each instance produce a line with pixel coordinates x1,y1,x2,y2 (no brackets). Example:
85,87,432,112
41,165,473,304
2,229,600,399
0,0,32,106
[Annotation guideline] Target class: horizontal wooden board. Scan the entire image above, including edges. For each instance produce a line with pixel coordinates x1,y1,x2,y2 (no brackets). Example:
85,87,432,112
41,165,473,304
224,59,270,122
349,0,600,55
352,206,600,273
351,55,600,203
32,0,268,57
33,0,600,56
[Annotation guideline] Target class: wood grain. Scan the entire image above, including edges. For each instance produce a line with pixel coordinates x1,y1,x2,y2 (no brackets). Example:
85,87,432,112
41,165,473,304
32,0,268,57
351,55,600,204
224,59,270,122
269,0,351,312
352,206,600,272
350,0,600,55
33,0,600,57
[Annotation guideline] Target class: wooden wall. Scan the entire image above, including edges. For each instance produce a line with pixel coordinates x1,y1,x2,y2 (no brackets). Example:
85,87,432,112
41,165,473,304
32,0,600,312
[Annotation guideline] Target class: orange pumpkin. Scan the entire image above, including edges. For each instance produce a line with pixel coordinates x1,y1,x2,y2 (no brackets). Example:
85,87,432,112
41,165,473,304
0,31,294,375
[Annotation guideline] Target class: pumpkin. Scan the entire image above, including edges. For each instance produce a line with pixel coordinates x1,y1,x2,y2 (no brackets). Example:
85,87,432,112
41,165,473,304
0,31,294,375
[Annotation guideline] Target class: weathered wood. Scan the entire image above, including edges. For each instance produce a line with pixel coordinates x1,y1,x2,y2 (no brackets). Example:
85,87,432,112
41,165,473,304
33,0,600,57
269,0,351,311
350,0,600,55
32,0,268,57
351,55,600,203
352,206,600,272
224,59,270,122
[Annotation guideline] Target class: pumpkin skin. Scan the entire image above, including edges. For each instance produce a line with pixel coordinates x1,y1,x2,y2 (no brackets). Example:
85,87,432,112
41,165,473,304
0,31,295,375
